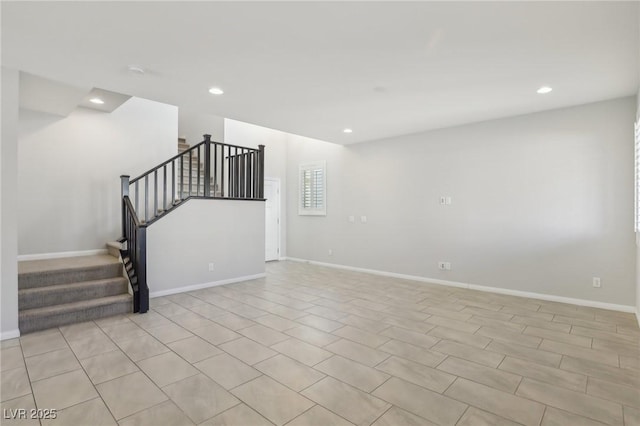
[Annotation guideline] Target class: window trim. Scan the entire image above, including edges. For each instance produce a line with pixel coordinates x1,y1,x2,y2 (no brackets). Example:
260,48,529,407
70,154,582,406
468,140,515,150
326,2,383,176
298,160,326,216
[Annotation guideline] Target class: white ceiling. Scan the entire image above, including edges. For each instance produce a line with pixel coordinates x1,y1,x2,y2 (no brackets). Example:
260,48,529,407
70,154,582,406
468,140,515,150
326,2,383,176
2,2,638,144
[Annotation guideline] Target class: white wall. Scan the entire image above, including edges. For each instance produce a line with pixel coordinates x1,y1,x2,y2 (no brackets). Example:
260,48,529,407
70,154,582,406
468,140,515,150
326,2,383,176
224,118,288,257
287,97,636,307
18,97,178,255
178,108,225,145
1,68,21,339
146,199,265,296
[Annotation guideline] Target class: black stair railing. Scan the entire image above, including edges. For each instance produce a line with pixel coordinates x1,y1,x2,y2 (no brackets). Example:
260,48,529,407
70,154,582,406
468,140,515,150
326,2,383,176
119,134,265,314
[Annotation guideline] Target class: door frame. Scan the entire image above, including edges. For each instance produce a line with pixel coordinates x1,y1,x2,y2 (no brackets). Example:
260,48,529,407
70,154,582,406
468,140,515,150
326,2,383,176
264,177,281,261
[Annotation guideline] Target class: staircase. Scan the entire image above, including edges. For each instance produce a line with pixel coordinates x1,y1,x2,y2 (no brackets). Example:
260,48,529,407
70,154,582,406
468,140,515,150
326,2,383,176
18,251,132,334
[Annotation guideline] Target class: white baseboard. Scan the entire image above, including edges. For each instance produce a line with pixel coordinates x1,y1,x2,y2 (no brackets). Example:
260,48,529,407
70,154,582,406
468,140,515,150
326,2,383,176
0,329,20,341
284,257,636,314
18,249,108,261
636,311,640,328
149,273,267,298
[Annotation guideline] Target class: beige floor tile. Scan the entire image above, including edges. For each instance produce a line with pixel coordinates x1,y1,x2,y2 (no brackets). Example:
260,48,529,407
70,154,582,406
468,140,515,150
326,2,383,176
302,377,390,426
164,374,240,424
25,347,81,381
499,356,587,392
191,323,240,345
128,311,174,330
153,302,192,318
315,355,389,392
332,326,389,348
376,355,455,393
194,353,261,389
427,326,490,349
59,321,105,341
32,369,98,411
620,354,640,371
254,354,325,392
167,336,222,363
67,332,118,360
305,306,349,321
422,306,472,322
99,322,148,343
540,340,619,367
541,407,608,426
0,338,21,349
624,406,640,426
296,315,343,333
116,334,170,361
41,397,116,426
437,356,521,393
373,377,466,426
524,326,591,347
432,340,504,368
225,303,268,319
380,327,440,349
219,337,277,365
371,406,437,426
81,350,139,384
571,326,639,345
0,367,31,402
516,378,622,425
377,339,446,367
200,403,272,426
592,338,640,358
118,400,195,426
444,378,544,426
560,356,639,388
338,315,390,334
0,394,39,426
232,376,313,426
468,315,526,333
96,371,167,420
20,330,68,358
324,339,389,367
476,326,541,348
380,316,435,333
586,377,640,408
188,303,228,320
267,305,307,320
167,312,215,331
287,405,354,426
238,324,289,346
93,315,131,327
456,407,521,426
1,347,24,371
253,314,298,331
487,341,561,368
284,326,340,347
425,315,481,334
511,315,571,332
147,323,194,344
553,315,617,332
137,351,199,387
271,338,332,367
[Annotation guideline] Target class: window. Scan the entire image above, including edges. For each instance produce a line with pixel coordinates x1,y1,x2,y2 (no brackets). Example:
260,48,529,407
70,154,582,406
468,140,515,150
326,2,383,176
299,161,326,216
634,120,640,232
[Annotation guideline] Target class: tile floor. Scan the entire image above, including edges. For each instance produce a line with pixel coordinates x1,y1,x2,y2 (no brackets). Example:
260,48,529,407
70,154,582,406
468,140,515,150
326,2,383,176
1,261,639,426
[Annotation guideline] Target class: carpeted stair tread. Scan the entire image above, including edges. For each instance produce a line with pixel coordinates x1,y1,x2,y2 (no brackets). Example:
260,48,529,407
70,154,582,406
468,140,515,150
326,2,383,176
19,277,128,310
19,294,132,334
18,255,122,289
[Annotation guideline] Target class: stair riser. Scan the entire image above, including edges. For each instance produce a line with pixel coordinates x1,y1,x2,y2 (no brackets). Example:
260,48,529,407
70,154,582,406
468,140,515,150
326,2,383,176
19,264,122,289
19,300,131,334
19,279,128,310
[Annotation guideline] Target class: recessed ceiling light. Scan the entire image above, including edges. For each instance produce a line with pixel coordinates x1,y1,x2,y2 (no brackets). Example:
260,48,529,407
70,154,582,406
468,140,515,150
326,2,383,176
89,98,105,104
208,87,224,95
128,65,146,74
343,128,353,134
537,86,553,94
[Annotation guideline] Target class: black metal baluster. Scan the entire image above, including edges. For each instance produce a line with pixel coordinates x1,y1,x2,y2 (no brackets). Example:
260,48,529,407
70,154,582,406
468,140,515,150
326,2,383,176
135,181,139,212
153,170,158,219
144,175,149,222
197,144,201,196
180,156,184,200
213,143,217,197
221,145,225,197
171,160,176,205
259,145,265,198
163,165,167,211
189,150,193,196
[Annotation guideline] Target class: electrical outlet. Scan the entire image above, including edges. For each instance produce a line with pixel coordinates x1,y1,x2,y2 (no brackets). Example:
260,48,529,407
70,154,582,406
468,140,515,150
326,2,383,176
593,277,601,288
439,196,447,205
208,262,214,272
445,262,451,270
360,216,367,223
328,249,333,256
438,262,446,270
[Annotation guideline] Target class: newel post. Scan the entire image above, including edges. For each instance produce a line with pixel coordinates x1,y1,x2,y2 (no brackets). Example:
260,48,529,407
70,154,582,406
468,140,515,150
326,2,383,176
120,175,130,238
258,144,265,198
203,134,212,197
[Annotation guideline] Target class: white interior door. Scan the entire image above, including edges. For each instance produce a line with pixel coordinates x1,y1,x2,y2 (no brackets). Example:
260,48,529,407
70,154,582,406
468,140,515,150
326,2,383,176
264,178,280,261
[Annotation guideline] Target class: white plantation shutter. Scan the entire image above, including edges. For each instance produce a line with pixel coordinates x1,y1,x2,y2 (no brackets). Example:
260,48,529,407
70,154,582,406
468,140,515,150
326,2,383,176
634,120,640,232
299,161,326,215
